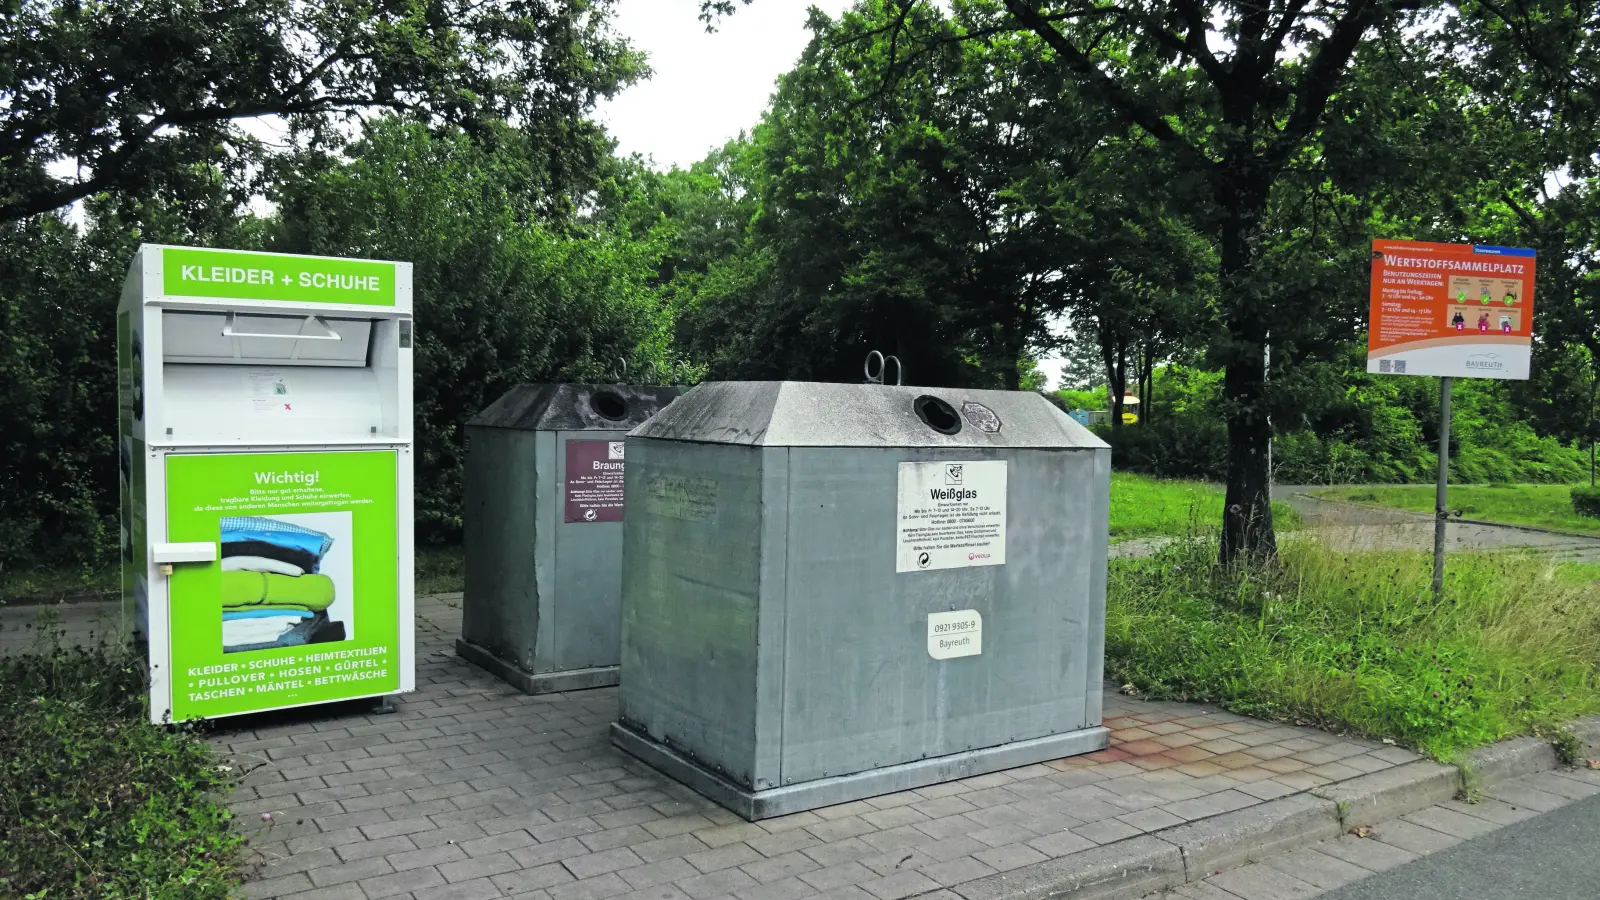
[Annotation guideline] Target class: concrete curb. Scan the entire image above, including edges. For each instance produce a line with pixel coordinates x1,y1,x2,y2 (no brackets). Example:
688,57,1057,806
1310,761,1461,829
1459,736,1559,790
1157,793,1341,878
954,836,1184,900
1569,718,1600,761
940,717,1600,900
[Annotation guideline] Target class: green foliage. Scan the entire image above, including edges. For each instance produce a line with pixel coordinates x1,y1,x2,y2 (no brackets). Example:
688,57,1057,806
1,0,645,221
1108,537,1600,757
271,119,687,541
0,168,262,569
1055,389,1106,411
0,631,242,898
676,1,1130,388
1112,359,1587,485
1573,486,1600,519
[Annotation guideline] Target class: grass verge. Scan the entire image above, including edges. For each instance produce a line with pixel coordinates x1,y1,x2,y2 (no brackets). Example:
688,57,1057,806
1111,473,1302,542
1316,483,1600,535
1107,532,1600,758
0,561,117,605
417,544,466,595
0,624,243,898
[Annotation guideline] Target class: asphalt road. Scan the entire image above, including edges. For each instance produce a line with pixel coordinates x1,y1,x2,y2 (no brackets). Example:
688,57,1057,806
1318,792,1600,900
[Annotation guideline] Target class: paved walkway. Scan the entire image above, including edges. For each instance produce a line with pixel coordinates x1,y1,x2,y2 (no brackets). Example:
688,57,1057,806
0,595,123,655
1145,766,1600,900
1275,487,1600,561
219,594,1418,900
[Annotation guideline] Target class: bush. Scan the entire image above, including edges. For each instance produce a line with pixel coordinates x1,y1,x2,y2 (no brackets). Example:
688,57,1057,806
1573,486,1600,519
1107,534,1600,757
0,628,243,898
1097,418,1228,480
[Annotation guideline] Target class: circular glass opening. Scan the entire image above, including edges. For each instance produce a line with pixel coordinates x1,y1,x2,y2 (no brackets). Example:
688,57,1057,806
914,395,962,435
591,390,628,421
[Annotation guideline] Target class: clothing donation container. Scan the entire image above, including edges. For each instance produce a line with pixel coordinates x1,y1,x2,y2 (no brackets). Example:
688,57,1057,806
612,381,1111,819
118,244,415,724
459,384,681,693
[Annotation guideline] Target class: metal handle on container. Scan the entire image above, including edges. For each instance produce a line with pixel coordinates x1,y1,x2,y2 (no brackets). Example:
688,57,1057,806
222,313,342,341
865,350,903,386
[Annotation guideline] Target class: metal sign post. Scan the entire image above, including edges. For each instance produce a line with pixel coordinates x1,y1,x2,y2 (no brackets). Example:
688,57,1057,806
1433,377,1452,600
1367,240,1537,602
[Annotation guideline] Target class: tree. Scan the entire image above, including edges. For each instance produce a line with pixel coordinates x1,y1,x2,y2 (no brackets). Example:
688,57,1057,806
270,118,679,541
1,0,645,222
706,0,1598,562
0,167,261,568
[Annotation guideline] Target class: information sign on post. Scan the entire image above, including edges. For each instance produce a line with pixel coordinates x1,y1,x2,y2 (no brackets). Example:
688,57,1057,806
1367,240,1536,597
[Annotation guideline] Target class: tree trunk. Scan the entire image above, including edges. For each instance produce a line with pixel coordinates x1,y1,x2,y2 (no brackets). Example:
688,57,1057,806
1218,179,1277,564
1138,344,1153,425
1097,316,1126,431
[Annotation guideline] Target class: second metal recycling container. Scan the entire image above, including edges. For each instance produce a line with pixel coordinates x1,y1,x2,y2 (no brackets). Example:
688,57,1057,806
611,381,1110,819
459,383,680,693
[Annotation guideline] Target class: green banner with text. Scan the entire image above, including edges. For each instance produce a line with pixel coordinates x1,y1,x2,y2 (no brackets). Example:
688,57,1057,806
162,247,397,305
166,451,399,720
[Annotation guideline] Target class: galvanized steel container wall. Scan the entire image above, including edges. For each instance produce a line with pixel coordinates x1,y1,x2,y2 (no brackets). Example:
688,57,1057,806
616,382,1110,811
461,384,680,692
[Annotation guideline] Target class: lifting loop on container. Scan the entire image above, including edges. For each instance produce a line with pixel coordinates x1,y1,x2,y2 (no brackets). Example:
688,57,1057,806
864,350,903,386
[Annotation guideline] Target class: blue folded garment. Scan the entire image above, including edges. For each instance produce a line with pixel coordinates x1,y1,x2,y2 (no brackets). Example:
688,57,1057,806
220,516,334,560
222,608,315,621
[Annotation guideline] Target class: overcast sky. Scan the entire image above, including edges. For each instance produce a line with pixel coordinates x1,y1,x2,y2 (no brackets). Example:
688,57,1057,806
596,0,853,170
598,0,1070,389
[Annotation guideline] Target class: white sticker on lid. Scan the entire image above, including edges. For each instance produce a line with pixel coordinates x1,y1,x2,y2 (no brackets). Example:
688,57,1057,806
928,609,982,659
896,460,1007,572
246,370,293,413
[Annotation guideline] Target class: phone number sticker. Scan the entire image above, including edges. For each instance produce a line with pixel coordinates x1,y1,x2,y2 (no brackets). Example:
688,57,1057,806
927,609,982,660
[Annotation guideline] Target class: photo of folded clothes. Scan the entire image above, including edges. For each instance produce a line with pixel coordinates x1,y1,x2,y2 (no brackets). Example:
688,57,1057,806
220,540,321,574
220,515,348,654
221,555,306,577
221,516,335,563
221,570,335,610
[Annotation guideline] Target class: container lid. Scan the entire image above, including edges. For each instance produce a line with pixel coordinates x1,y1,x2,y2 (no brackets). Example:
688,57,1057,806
629,382,1107,449
469,384,682,432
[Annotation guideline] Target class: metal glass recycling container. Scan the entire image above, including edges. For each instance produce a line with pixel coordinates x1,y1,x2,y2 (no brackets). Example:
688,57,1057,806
459,384,681,693
611,381,1111,819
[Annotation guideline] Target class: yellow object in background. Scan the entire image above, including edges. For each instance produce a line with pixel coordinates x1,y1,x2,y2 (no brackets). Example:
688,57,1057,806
1122,412,1139,424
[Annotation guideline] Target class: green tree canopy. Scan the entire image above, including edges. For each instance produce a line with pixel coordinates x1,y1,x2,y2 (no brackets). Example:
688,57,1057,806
1,0,646,222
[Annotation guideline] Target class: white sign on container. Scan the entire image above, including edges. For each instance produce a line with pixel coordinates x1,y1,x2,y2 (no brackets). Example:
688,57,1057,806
896,460,1007,572
927,609,982,659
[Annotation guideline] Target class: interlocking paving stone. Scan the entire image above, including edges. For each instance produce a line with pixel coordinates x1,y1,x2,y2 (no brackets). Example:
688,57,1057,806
223,595,1412,900
1207,863,1320,900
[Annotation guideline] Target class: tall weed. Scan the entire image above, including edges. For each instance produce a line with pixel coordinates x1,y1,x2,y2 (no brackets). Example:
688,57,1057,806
1108,533,1600,757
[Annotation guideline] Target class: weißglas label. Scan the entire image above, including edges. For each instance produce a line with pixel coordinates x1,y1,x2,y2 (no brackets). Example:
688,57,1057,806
896,460,1007,572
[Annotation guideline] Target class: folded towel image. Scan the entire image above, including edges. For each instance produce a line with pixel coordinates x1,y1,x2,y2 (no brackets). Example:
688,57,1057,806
221,555,306,577
221,540,320,574
222,611,312,647
221,570,335,611
224,612,346,654
220,516,334,560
